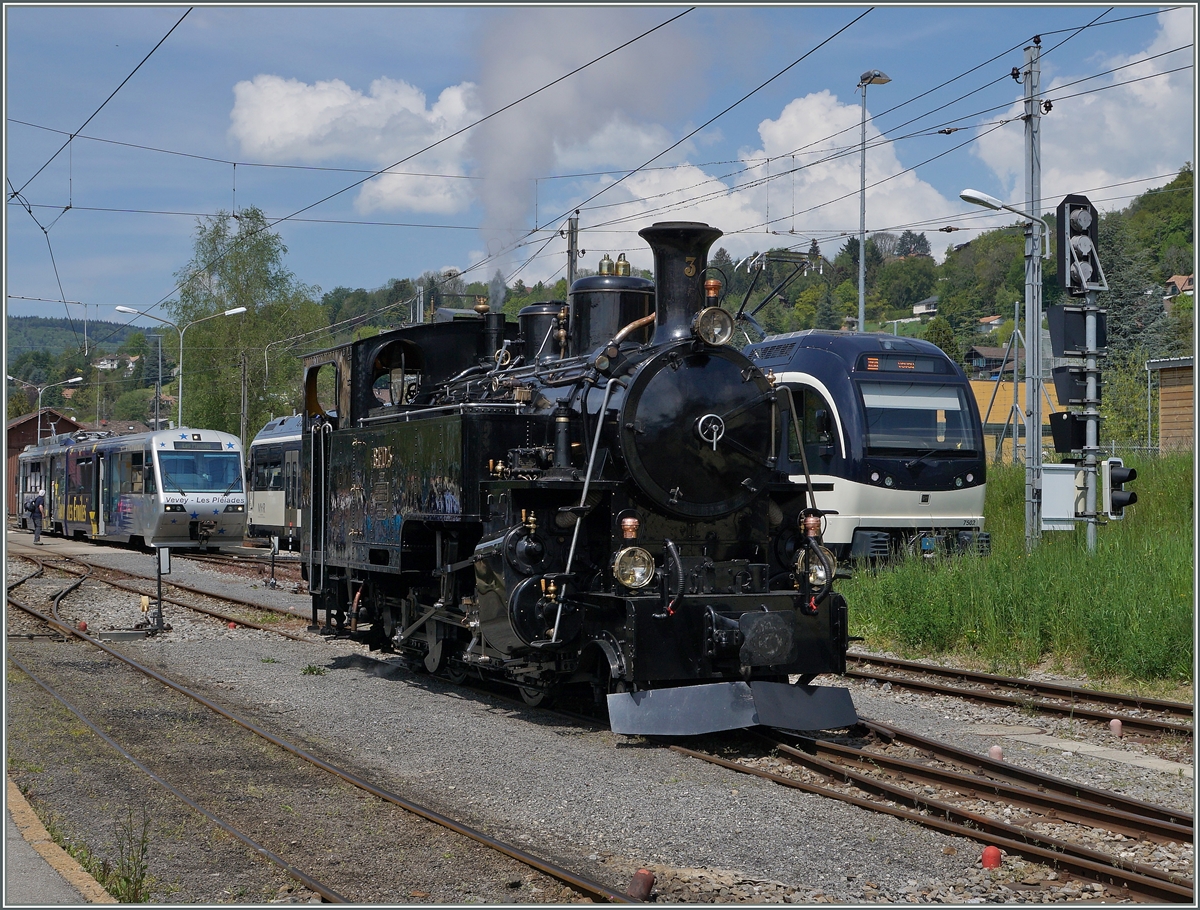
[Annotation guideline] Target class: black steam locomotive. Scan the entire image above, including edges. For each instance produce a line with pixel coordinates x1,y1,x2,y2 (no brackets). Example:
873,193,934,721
299,222,857,735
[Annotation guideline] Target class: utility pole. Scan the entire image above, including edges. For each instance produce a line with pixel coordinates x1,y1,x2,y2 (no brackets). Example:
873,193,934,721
1022,38,1044,550
151,334,162,430
566,211,580,288
240,353,249,450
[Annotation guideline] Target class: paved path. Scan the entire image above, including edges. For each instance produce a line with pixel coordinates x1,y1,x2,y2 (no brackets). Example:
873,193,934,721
6,777,114,905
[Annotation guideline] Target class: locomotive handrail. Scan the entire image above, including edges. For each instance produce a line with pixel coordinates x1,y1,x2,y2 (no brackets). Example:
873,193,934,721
357,402,529,426
544,375,625,644
307,420,332,596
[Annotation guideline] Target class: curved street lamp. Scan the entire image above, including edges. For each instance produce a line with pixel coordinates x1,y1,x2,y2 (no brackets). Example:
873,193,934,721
9,374,83,441
858,68,891,334
960,188,1050,552
115,305,247,428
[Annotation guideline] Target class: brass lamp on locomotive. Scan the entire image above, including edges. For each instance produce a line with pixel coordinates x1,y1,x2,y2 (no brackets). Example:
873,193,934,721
300,222,857,735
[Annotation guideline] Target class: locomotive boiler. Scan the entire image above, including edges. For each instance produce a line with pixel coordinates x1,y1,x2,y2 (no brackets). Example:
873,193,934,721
300,222,857,735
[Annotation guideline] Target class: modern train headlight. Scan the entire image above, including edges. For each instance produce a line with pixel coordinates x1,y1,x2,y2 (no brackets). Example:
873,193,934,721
692,307,734,345
612,547,656,589
164,504,186,512
224,504,245,512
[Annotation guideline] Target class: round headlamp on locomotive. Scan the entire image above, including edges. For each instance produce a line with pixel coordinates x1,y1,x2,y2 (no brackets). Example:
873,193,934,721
300,220,856,737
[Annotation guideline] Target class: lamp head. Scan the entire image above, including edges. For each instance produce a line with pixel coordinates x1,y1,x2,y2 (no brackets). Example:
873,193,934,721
224,306,247,316
115,306,139,315
960,188,1004,211
68,376,83,383
859,69,891,86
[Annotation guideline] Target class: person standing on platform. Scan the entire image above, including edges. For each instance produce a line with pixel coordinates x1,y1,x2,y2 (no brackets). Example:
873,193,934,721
28,489,45,544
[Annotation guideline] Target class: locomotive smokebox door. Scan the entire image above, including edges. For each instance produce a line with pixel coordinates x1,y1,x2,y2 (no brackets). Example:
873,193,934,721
618,347,775,519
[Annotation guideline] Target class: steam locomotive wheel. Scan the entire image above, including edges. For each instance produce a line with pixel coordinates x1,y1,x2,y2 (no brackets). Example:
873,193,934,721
445,664,468,685
519,685,555,708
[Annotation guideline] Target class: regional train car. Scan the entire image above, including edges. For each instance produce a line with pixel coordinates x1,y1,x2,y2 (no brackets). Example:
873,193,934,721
17,427,247,548
300,222,859,737
246,414,304,549
742,331,989,560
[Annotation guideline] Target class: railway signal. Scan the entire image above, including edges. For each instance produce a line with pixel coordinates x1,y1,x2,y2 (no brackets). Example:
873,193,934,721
1047,192,1109,550
1056,194,1107,296
1101,457,1137,520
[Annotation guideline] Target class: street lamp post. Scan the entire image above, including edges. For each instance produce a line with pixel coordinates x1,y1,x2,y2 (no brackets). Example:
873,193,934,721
115,305,247,428
960,188,1050,551
858,68,890,334
9,374,83,442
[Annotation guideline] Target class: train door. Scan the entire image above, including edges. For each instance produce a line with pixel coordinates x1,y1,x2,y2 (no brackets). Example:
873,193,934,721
50,454,66,529
284,447,301,534
97,452,109,536
68,452,94,537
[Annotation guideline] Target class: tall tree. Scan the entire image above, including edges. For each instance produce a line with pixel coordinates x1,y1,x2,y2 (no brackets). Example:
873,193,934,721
1097,209,1167,360
922,316,960,363
166,206,323,441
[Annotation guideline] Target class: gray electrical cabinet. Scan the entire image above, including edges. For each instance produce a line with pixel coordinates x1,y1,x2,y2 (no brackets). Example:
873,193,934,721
1041,463,1084,531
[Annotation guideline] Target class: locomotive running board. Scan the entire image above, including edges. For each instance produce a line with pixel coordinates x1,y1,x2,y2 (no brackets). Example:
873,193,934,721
607,681,858,737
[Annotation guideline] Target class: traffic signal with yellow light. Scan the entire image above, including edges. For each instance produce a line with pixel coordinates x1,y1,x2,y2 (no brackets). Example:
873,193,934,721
1101,457,1137,520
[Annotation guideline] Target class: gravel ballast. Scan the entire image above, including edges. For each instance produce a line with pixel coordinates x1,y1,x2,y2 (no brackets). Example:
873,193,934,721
6,537,1195,903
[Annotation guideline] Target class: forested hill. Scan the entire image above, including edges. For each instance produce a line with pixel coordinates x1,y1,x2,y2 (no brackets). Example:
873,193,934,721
6,317,143,360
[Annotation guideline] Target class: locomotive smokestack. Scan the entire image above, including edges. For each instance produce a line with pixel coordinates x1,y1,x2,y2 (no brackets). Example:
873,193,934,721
638,222,723,345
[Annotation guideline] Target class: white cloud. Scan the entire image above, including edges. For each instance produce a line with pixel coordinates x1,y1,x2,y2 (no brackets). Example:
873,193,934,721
229,74,480,213
973,6,1194,212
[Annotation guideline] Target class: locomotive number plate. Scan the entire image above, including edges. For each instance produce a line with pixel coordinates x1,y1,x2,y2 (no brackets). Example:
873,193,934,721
372,446,393,469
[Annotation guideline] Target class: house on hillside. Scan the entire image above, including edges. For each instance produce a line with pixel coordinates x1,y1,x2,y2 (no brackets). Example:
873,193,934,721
1163,274,1194,314
965,345,1022,379
912,296,938,316
978,315,1004,332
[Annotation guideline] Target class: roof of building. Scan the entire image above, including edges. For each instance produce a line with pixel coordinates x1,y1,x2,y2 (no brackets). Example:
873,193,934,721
6,408,85,433
1146,356,1194,371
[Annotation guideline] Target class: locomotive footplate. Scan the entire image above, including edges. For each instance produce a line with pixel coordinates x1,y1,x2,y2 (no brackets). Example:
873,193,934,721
607,681,857,736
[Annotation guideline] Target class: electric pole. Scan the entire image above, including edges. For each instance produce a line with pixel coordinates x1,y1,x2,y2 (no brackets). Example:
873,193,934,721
1022,38,1044,549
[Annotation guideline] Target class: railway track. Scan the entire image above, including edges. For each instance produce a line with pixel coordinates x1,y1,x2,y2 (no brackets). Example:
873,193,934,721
5,578,635,904
847,652,1194,739
672,724,1193,904
9,547,314,640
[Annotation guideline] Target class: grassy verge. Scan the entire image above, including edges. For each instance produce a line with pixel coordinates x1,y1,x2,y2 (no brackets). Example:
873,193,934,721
843,452,1194,685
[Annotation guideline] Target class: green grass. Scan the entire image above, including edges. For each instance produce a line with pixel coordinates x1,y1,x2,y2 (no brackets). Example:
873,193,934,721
842,452,1194,683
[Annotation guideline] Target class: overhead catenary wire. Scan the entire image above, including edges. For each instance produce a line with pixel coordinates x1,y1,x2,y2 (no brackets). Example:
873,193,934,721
9,8,193,199
81,7,695,356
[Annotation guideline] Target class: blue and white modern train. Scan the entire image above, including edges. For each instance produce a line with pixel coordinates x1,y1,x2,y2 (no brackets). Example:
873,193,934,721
16,427,247,548
742,330,989,560
246,413,304,549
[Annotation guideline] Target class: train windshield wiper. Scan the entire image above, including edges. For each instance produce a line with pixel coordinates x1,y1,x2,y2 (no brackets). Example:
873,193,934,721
160,468,187,495
222,477,242,495
904,448,938,470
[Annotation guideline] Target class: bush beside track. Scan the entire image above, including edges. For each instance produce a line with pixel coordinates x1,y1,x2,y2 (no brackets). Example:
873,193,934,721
843,452,1194,684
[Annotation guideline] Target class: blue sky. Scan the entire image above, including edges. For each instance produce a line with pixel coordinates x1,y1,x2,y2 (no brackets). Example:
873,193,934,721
4,4,1195,337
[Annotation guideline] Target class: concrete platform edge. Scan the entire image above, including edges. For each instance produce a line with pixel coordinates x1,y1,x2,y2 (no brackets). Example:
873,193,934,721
6,776,117,903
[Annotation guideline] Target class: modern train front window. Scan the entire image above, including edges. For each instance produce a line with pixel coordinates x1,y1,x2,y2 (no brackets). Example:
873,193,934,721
857,381,979,453
156,451,244,493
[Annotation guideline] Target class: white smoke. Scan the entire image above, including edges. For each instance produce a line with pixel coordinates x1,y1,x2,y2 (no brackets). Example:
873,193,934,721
465,7,706,279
